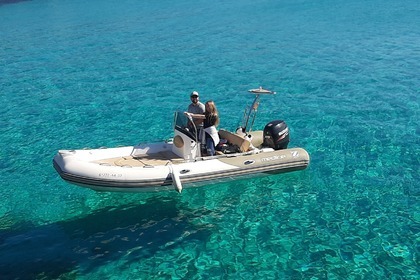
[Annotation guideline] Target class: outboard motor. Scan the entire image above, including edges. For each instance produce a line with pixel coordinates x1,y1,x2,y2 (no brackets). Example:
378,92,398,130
263,120,289,150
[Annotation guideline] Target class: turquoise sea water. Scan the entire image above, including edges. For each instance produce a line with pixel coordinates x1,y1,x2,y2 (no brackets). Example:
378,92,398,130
0,0,419,278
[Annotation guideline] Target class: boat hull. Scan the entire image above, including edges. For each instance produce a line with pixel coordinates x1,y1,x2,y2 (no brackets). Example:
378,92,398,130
53,145,310,192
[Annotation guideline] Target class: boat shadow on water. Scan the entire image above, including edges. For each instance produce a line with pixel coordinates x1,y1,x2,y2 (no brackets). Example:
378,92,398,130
0,197,213,278
0,0,31,6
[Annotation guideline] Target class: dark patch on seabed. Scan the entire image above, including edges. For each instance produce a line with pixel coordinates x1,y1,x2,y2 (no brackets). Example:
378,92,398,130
0,0,30,5
0,197,212,279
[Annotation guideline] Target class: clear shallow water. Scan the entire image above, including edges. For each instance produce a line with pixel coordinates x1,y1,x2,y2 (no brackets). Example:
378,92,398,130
0,0,419,278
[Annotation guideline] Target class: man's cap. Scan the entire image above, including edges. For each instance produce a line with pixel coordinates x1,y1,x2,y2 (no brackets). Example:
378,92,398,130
190,91,199,97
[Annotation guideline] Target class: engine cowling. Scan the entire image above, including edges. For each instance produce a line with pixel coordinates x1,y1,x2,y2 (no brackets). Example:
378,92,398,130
263,120,290,150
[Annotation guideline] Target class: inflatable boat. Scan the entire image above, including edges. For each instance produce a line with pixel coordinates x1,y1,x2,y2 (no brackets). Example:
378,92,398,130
53,88,310,193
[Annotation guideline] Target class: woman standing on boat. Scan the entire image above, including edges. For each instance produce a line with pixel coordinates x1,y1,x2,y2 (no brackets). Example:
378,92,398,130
186,101,220,156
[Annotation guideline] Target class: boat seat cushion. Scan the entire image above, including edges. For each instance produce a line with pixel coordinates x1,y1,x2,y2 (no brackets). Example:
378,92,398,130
248,130,264,148
218,129,250,152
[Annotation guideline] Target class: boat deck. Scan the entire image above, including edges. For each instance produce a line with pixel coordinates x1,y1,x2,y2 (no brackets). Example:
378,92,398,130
94,151,185,167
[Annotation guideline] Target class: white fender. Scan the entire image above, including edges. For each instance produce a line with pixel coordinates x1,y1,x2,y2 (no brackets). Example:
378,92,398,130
168,164,182,193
